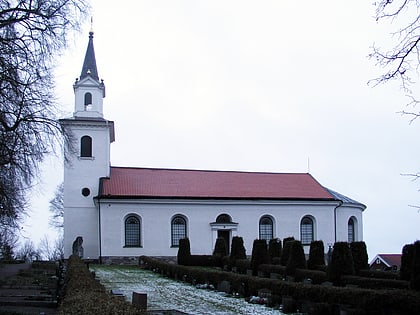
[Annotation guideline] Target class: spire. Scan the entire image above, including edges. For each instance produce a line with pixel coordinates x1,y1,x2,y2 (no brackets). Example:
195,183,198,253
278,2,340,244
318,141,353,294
80,28,99,81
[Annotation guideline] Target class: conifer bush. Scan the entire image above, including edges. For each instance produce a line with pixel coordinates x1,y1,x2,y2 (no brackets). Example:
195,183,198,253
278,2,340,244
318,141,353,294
328,242,355,286
285,240,306,276
350,241,369,273
307,240,325,270
410,240,420,291
251,239,269,275
230,236,246,261
177,238,191,265
213,237,228,257
268,238,282,261
280,237,295,266
401,243,415,281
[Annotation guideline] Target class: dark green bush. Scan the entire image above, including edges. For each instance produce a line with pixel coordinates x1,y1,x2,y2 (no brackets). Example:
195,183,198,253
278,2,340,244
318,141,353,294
258,264,286,278
268,238,282,261
251,239,269,275
307,240,325,270
342,275,409,290
234,259,251,274
230,236,246,260
401,243,415,281
177,238,191,265
411,241,420,291
189,255,222,267
59,255,144,314
280,237,295,266
328,242,355,285
213,237,228,257
286,240,306,276
358,269,400,280
350,241,369,273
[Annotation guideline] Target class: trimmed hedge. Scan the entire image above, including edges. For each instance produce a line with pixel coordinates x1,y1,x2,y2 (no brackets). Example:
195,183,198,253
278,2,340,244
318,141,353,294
58,255,144,314
139,256,420,314
307,240,325,270
177,238,191,265
401,243,415,281
213,237,228,257
285,240,306,276
411,240,420,290
358,269,400,280
230,236,246,261
268,238,282,261
280,237,295,266
350,241,369,273
328,242,354,285
250,239,269,275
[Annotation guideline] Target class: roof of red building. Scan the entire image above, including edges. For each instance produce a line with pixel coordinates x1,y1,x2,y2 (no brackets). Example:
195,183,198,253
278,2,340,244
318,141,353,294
99,167,338,200
370,254,402,267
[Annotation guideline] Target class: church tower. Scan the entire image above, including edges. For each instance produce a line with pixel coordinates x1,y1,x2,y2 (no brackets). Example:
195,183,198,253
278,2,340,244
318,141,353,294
60,30,115,259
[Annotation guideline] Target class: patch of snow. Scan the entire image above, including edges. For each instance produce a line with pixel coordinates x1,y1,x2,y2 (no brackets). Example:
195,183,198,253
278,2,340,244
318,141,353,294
91,266,289,315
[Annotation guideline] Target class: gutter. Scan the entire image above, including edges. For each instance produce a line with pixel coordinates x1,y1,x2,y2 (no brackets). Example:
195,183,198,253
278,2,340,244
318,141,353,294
334,199,343,243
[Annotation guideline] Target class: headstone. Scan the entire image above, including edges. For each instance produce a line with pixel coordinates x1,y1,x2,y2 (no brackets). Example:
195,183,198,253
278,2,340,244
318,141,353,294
258,288,271,299
217,280,231,293
72,236,84,258
132,292,147,309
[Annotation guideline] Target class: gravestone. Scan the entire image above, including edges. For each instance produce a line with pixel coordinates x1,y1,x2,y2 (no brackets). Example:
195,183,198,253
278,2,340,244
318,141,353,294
132,292,147,309
72,236,83,258
217,280,231,293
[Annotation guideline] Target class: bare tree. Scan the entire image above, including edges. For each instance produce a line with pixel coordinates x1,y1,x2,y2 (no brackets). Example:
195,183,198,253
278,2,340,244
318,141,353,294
16,240,41,262
49,182,64,229
0,227,18,261
370,0,420,116
0,1,88,233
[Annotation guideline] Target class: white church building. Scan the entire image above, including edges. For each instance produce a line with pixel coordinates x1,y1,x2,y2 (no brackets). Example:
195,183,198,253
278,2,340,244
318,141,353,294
61,32,366,263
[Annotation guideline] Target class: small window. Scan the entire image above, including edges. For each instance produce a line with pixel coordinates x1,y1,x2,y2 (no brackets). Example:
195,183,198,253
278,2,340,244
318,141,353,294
216,214,232,223
171,216,187,247
80,136,92,157
300,216,314,245
84,92,92,107
125,215,141,247
348,218,355,243
259,216,274,242
376,258,381,265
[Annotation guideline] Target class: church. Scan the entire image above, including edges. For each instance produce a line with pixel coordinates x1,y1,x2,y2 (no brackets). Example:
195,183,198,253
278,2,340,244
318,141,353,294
60,32,366,263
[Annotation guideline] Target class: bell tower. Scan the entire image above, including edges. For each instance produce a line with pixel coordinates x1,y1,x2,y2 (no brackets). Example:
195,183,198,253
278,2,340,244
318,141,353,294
60,30,115,259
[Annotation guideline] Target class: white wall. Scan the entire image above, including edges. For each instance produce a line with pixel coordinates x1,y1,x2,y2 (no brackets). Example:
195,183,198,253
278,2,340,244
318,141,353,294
98,198,348,258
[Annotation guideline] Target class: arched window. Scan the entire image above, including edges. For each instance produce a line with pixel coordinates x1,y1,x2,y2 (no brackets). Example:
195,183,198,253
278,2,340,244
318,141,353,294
300,216,314,245
125,215,141,247
171,216,187,247
259,216,274,242
348,218,355,243
80,136,92,157
84,92,92,107
216,214,232,223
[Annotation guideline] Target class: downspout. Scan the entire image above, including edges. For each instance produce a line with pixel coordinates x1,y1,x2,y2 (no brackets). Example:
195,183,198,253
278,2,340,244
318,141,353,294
334,200,343,243
98,196,102,264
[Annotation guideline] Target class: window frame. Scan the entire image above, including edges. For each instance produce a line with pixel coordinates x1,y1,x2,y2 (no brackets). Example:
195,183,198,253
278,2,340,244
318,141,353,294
348,217,355,243
300,216,314,245
124,215,141,248
259,215,274,242
171,215,187,248
80,135,92,157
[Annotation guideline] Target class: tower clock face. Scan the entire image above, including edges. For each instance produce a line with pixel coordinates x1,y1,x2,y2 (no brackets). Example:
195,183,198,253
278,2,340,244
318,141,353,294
82,187,90,197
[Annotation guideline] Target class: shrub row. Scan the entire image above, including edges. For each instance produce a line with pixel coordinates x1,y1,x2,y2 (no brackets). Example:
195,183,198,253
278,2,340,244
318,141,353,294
58,255,144,315
140,256,420,314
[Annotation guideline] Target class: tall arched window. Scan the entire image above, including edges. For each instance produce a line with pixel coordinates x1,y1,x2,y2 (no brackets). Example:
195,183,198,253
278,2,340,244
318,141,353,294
84,92,92,107
125,215,141,247
259,216,274,242
348,218,355,243
80,136,92,157
300,216,314,245
171,216,187,247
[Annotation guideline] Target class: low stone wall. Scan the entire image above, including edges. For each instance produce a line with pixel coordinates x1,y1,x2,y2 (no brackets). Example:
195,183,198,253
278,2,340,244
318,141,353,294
101,256,177,265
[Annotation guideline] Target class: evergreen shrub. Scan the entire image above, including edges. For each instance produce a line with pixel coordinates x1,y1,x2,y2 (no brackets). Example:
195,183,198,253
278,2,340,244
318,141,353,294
401,243,415,281
213,237,228,257
280,237,295,266
230,236,246,261
177,238,191,265
251,239,269,275
286,240,306,276
410,240,420,291
268,238,282,261
350,241,369,273
307,240,325,270
328,242,355,285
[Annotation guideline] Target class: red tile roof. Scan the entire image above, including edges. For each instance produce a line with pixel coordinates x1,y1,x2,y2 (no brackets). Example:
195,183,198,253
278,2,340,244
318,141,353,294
99,167,335,200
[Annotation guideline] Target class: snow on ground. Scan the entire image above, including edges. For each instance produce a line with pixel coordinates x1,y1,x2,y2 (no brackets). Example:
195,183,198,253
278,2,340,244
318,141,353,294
91,265,289,315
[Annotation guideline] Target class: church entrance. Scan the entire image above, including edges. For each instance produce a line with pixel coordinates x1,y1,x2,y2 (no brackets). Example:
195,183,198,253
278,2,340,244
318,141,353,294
217,230,230,254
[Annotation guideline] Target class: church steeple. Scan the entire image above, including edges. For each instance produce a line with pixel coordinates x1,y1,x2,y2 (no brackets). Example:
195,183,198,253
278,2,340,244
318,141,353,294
73,30,105,118
80,30,99,81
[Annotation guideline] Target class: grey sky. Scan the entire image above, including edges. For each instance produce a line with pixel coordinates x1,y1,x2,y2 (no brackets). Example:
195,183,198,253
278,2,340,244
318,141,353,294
25,0,419,259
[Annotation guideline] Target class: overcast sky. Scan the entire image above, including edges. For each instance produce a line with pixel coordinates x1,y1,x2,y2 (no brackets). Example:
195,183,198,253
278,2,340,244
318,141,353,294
25,0,419,259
